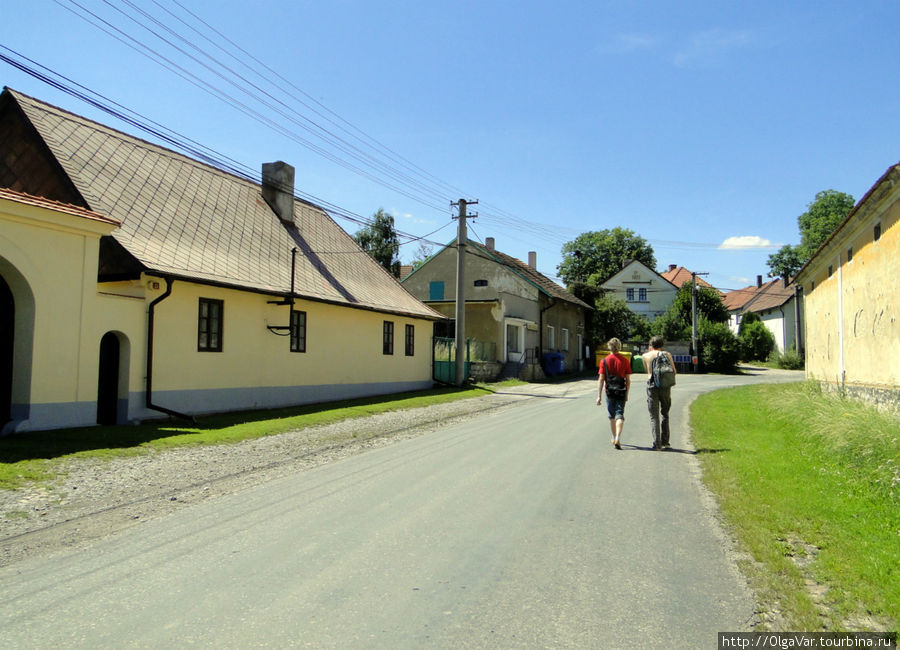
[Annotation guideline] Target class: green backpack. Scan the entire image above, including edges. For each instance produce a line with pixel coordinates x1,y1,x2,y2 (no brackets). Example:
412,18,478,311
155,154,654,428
652,352,676,389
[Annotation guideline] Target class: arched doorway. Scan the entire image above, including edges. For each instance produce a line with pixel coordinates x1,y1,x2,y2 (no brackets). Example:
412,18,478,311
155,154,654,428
97,332,120,425
0,274,13,427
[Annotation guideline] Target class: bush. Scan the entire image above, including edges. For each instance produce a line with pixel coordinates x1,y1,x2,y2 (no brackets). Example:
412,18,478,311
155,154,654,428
739,320,775,361
770,346,804,370
698,318,740,373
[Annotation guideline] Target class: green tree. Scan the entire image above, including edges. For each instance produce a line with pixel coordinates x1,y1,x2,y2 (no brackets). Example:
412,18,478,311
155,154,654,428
739,320,775,362
698,318,740,373
766,190,855,278
797,190,856,260
766,244,803,279
355,209,401,277
558,228,656,287
668,281,728,326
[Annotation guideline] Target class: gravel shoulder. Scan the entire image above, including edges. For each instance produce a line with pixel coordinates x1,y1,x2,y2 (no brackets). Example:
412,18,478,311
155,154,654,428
1,381,592,567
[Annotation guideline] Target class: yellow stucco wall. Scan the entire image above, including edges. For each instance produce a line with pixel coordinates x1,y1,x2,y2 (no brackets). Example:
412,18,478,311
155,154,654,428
148,280,433,395
2,195,436,431
800,181,899,394
0,196,144,432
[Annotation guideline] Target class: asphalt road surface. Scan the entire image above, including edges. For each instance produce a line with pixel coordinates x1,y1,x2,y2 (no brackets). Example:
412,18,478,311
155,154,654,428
0,369,802,649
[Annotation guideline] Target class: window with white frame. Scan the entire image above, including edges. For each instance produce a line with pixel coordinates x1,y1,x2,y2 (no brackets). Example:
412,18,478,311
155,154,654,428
639,287,647,302
626,288,635,302
547,325,556,349
561,328,569,351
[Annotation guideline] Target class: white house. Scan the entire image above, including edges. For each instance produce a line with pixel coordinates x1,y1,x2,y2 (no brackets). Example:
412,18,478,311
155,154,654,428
600,259,677,322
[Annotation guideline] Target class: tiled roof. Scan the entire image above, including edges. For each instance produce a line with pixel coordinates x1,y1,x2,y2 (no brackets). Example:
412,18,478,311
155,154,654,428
722,285,758,312
474,243,592,310
743,278,795,313
660,266,718,292
7,89,440,319
0,186,119,226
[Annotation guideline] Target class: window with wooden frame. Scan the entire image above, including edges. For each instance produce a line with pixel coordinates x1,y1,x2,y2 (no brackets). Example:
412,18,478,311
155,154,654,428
383,321,394,355
405,324,415,356
290,310,307,353
198,298,223,352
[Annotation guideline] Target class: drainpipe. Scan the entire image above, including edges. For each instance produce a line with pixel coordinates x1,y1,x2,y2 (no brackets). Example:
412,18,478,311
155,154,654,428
539,299,555,369
146,277,195,422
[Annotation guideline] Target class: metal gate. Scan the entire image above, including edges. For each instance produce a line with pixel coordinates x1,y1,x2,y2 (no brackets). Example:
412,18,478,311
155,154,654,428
433,337,470,384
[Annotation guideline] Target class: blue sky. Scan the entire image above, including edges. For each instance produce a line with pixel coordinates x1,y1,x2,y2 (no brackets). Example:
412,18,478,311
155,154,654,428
3,0,899,291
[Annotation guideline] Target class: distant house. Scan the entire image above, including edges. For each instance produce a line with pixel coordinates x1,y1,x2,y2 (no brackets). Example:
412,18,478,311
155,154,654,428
660,265,719,293
600,259,677,322
794,162,899,410
724,276,800,353
0,88,442,433
402,237,591,379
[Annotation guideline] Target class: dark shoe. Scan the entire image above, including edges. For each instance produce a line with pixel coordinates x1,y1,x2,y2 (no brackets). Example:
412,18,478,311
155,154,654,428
662,444,671,450
614,442,622,450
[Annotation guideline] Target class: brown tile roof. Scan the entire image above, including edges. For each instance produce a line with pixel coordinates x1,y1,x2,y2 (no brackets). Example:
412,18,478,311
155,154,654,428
722,285,759,312
660,266,718,292
0,186,119,226
472,243,592,310
743,278,795,313
7,89,440,319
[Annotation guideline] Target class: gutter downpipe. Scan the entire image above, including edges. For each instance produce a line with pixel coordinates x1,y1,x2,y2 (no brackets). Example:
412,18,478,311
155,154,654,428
146,277,196,422
540,298,555,371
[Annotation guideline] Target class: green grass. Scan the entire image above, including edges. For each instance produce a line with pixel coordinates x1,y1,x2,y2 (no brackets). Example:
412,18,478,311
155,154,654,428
691,382,899,631
0,383,511,490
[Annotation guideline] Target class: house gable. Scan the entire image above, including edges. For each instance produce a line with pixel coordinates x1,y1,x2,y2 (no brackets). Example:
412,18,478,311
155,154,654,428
0,90,85,206
601,259,676,321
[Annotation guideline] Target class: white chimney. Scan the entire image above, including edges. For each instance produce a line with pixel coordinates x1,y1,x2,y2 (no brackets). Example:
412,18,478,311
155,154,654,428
528,251,537,269
485,237,495,250
261,161,295,225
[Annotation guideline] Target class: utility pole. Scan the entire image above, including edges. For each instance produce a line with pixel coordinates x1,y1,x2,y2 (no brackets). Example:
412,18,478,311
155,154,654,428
452,199,478,386
691,271,709,373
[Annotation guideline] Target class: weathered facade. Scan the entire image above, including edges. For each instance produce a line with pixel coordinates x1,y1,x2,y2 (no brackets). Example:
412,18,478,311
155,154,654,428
794,162,900,411
0,88,441,433
402,238,591,378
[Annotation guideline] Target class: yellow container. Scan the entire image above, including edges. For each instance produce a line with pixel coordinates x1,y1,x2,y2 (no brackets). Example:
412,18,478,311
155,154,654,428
596,350,632,367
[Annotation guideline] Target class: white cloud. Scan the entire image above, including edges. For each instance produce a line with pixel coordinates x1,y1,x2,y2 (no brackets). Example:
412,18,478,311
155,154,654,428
718,235,776,250
674,28,753,67
391,209,435,226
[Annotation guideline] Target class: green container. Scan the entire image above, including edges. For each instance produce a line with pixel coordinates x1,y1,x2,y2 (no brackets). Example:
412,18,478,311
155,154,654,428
631,356,645,373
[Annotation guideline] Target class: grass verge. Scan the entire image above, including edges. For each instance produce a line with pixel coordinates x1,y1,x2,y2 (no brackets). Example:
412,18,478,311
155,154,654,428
690,381,898,631
0,382,520,490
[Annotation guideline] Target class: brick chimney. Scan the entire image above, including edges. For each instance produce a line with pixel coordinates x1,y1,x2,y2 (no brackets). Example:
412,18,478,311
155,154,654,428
485,237,495,250
528,251,537,269
261,161,295,225
668,264,677,272
756,275,763,288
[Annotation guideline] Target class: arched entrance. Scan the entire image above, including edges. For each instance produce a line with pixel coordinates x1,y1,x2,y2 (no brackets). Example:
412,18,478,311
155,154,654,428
0,274,13,427
97,332,121,425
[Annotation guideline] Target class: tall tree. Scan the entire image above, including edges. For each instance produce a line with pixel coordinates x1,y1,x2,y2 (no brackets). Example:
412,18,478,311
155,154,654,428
766,190,855,278
766,244,803,279
355,209,401,277
558,228,656,287
797,189,855,260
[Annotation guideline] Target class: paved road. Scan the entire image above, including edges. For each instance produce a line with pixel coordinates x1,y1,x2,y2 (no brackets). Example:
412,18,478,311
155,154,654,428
0,369,802,649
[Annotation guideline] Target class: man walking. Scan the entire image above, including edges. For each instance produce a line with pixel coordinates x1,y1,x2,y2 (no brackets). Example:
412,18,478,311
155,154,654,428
641,336,676,450
597,337,631,449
